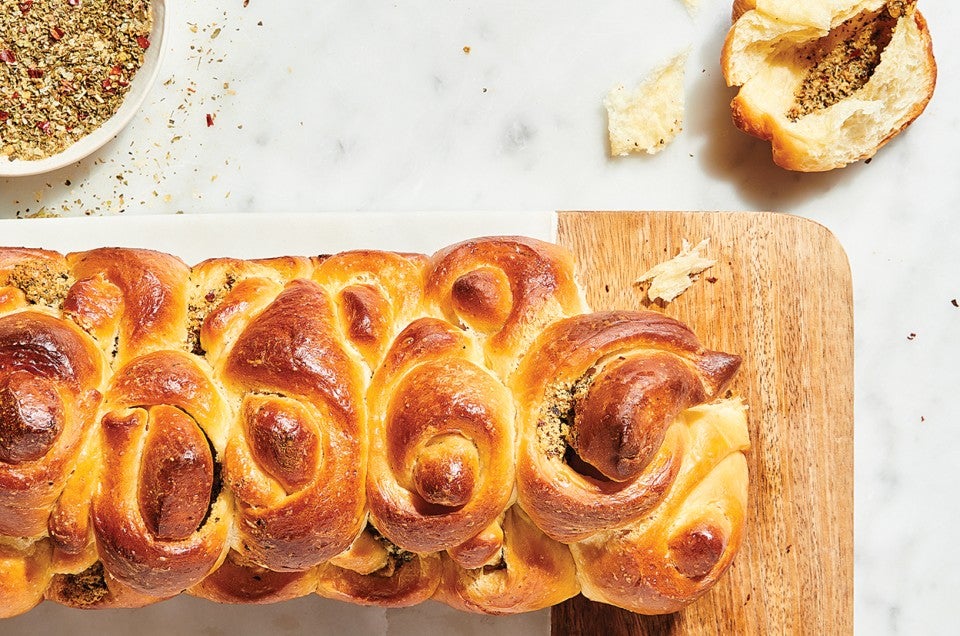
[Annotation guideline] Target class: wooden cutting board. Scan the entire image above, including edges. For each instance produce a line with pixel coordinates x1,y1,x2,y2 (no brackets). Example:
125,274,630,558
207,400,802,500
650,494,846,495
552,212,854,635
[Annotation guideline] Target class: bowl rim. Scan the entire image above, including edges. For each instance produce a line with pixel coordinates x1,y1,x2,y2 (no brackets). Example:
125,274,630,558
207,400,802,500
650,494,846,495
0,0,168,178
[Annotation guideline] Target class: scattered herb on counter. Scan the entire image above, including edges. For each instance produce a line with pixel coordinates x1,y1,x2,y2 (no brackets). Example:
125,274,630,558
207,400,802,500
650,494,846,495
0,0,153,161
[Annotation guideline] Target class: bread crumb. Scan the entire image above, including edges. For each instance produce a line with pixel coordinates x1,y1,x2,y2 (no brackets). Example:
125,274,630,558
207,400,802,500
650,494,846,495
681,0,698,14
635,239,716,302
605,50,689,156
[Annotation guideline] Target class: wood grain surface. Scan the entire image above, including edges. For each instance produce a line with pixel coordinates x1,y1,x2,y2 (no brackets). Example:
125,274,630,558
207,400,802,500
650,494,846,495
552,211,854,635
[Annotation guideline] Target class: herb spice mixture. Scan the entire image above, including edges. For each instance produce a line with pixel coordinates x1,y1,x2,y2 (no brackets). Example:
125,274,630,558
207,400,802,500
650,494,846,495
0,0,153,161
787,4,900,121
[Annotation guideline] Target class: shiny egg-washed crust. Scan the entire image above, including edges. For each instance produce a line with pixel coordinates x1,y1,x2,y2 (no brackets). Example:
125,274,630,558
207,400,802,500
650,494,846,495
0,237,749,617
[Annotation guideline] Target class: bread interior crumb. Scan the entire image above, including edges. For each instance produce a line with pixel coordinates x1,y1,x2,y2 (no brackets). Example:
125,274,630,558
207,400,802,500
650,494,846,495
604,50,689,156
635,238,716,303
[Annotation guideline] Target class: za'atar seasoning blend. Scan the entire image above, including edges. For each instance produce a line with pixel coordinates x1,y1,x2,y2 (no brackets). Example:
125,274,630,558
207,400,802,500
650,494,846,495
0,0,153,161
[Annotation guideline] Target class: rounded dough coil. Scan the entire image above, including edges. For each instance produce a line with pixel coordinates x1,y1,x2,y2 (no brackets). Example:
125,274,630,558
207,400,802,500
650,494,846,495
0,236,749,617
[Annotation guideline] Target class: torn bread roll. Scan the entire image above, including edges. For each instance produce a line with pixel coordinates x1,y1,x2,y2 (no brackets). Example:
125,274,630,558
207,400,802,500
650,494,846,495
721,0,936,171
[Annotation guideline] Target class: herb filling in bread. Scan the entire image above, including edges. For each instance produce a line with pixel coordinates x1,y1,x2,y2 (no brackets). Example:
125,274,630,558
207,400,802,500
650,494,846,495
186,272,237,355
7,260,74,307
58,562,110,606
368,526,415,577
788,2,910,120
537,372,594,463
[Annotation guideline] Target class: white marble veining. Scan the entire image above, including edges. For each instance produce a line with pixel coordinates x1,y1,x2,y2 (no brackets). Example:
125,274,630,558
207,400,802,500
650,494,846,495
1,1,958,634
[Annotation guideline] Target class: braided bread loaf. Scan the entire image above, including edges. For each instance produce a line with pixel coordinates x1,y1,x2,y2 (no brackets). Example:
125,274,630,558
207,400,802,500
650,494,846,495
0,237,749,618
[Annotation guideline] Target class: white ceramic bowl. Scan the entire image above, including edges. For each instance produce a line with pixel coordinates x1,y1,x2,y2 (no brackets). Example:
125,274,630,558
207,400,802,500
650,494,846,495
0,0,167,177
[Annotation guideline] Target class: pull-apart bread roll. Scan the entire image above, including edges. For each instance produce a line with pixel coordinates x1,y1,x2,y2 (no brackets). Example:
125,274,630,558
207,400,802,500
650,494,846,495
0,237,748,618
722,0,936,171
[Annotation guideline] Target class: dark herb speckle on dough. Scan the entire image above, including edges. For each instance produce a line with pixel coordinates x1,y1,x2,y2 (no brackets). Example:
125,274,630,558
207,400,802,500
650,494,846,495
787,2,908,120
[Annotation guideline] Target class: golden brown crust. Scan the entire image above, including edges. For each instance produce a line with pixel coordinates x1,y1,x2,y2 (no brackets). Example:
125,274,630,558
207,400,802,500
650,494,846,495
0,237,748,617
572,403,749,613
366,318,515,555
0,312,103,539
569,353,706,482
425,236,587,378
0,248,65,275
731,0,755,21
189,549,318,604
62,275,124,350
91,407,229,596
0,540,53,618
68,249,191,361
222,279,367,571
86,342,232,597
317,548,442,608
48,435,100,571
513,311,740,543
434,506,579,614
312,250,428,370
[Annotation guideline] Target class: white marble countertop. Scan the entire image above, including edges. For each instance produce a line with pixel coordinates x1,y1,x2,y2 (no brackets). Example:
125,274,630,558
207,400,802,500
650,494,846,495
1,1,957,634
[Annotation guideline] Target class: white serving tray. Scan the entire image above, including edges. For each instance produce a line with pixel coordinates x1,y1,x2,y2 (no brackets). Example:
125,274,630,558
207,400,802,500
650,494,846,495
0,211,556,636
0,211,557,259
